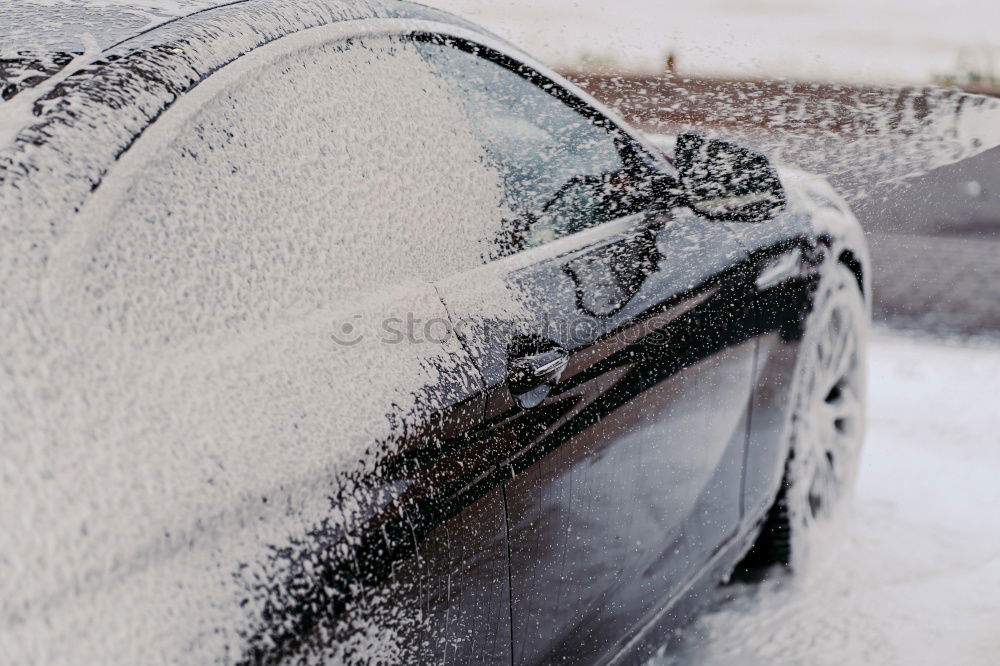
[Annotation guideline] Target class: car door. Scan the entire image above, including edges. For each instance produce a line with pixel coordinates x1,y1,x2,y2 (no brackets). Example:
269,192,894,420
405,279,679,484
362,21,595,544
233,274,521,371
4,32,514,664
416,38,758,663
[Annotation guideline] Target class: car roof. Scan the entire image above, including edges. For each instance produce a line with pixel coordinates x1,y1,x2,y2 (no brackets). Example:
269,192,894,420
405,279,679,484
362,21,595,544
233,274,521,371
0,1,483,101
1,1,212,103
1,1,220,54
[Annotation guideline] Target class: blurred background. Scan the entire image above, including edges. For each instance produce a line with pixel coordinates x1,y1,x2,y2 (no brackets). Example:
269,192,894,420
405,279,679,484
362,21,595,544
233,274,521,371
424,2,1000,664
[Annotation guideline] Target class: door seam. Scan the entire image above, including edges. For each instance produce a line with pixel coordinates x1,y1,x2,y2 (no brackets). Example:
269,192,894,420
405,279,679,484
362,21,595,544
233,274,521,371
500,481,515,666
432,283,488,421
433,282,514,664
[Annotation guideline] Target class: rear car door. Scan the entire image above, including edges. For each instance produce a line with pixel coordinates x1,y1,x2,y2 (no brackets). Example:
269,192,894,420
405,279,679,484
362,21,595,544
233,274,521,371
0,31,513,664
417,38,758,663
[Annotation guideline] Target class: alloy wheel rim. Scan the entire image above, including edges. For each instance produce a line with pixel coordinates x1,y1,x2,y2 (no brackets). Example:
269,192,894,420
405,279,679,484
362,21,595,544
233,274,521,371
792,292,865,524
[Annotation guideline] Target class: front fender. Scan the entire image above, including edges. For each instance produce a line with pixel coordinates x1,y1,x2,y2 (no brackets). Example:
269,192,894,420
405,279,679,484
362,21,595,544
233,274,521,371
723,165,870,522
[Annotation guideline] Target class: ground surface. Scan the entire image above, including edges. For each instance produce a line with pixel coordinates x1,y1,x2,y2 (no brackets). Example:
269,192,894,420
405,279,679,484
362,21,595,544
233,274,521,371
651,329,1000,665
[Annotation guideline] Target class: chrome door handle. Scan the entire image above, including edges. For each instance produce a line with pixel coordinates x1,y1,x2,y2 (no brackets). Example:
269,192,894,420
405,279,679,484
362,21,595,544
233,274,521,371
508,347,569,409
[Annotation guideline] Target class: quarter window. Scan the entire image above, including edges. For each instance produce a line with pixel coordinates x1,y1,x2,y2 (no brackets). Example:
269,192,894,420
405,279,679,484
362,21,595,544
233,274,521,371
66,37,506,342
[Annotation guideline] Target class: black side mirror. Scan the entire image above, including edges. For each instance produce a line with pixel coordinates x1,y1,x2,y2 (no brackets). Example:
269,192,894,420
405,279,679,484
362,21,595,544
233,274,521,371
674,132,786,222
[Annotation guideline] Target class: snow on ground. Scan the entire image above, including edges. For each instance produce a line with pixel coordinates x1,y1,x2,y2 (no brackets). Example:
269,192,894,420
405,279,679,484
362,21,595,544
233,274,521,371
651,329,1000,665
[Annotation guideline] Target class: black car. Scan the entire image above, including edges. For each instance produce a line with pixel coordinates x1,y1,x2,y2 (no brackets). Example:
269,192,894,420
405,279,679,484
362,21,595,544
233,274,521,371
0,1,869,664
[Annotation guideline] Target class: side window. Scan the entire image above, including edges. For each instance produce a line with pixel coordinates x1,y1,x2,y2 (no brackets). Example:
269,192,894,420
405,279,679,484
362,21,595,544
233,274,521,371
416,39,646,257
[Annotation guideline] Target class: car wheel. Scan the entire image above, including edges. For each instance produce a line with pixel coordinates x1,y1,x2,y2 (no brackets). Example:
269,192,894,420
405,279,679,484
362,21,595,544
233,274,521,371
744,261,868,572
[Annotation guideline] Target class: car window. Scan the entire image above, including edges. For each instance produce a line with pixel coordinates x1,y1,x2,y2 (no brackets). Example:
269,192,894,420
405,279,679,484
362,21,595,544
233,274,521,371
415,39,647,258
